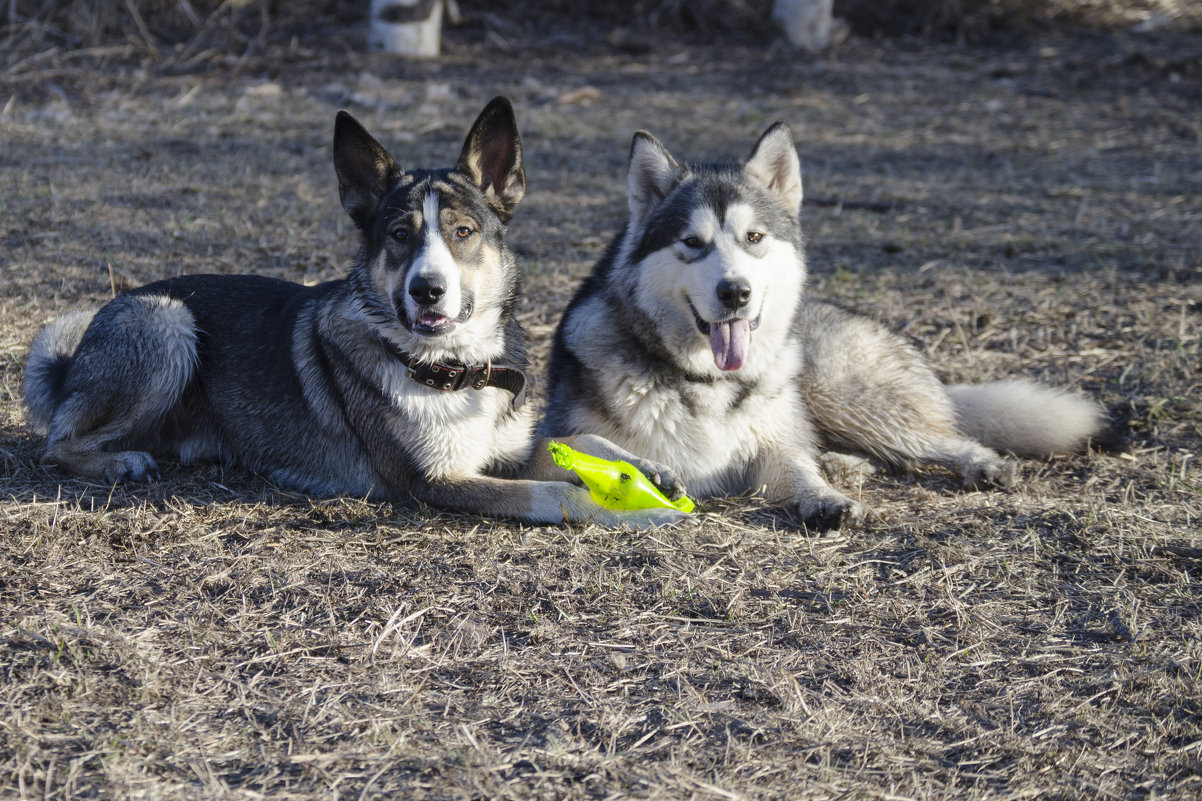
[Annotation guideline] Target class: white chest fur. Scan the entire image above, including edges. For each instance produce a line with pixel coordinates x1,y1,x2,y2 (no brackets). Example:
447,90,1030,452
381,363,512,479
587,362,802,497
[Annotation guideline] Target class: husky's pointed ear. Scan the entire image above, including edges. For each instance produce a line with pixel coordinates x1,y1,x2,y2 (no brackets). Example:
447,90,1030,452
745,122,803,217
627,131,684,223
457,97,525,224
333,111,401,231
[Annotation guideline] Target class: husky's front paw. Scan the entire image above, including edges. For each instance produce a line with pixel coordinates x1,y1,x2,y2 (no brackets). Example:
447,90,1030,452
564,434,689,501
103,451,161,483
627,456,688,501
796,494,865,532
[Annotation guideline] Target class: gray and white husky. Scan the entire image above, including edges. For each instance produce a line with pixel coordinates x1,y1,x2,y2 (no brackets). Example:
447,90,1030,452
23,98,686,528
542,122,1114,530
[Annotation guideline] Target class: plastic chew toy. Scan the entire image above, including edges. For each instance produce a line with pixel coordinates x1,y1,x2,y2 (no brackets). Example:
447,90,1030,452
548,441,696,513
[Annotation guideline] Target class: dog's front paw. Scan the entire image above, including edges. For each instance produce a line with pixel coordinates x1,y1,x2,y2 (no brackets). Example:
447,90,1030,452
562,434,689,500
103,451,161,483
628,456,688,501
796,494,865,532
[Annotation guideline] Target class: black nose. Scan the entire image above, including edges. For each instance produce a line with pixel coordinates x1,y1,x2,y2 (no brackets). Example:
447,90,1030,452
409,274,446,306
716,278,752,311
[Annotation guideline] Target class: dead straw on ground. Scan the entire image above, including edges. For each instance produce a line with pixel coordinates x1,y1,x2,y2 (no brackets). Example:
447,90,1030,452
2,8,1201,801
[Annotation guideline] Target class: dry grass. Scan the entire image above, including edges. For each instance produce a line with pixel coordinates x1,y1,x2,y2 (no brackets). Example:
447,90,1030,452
2,17,1201,801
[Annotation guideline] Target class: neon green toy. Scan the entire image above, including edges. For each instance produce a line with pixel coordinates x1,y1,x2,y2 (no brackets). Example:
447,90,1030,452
548,441,695,514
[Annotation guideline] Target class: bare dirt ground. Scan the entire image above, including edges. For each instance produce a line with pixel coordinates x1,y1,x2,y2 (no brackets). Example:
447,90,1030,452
1,13,1200,801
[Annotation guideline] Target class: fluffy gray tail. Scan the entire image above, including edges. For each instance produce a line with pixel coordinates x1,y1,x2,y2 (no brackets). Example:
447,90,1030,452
23,308,98,435
946,379,1116,458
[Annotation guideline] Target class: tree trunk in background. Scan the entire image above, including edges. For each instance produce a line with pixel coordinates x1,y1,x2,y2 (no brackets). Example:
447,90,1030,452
772,0,834,52
369,0,442,57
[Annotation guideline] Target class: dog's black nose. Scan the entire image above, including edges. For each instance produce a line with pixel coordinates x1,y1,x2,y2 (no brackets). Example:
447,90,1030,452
716,278,752,311
409,275,446,306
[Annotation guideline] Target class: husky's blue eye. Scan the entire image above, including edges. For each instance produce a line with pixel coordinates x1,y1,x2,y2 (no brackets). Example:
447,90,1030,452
746,231,764,244
682,236,703,249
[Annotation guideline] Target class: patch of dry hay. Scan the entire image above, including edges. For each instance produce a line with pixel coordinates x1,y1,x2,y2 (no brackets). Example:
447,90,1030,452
1,23,1200,801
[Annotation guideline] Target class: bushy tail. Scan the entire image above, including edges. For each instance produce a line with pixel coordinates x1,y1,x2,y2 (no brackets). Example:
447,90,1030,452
946,379,1118,458
23,308,98,435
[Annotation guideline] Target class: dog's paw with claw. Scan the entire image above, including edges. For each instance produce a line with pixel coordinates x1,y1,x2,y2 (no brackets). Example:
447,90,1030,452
796,493,865,532
563,434,690,501
627,456,688,501
102,451,161,484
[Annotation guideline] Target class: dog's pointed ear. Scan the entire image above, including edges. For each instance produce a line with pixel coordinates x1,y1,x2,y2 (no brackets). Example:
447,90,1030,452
627,131,684,223
333,111,401,231
456,97,525,224
745,122,803,217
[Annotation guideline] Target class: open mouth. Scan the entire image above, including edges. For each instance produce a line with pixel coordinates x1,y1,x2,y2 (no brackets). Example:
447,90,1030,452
687,299,760,372
412,312,456,337
406,299,474,338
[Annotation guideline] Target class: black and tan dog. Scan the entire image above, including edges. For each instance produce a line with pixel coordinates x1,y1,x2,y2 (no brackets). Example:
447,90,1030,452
23,98,687,527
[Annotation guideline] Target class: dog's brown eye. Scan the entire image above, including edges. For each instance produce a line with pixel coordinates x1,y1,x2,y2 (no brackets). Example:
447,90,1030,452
391,228,410,242
682,236,702,249
746,231,763,244
455,225,473,239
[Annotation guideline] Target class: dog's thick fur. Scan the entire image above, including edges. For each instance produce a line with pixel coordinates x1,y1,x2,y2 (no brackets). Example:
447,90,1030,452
543,122,1114,530
23,98,686,528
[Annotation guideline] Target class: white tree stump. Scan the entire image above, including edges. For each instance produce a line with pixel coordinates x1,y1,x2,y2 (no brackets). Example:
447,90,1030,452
772,0,835,52
369,0,443,58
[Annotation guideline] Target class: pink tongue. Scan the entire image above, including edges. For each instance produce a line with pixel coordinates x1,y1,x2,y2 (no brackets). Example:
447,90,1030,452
709,319,751,371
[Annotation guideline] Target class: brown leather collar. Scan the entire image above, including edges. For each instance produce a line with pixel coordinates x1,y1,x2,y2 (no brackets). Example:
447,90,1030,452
381,339,527,409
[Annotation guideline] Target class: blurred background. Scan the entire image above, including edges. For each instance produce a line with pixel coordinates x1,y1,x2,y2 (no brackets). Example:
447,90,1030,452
3,0,1200,71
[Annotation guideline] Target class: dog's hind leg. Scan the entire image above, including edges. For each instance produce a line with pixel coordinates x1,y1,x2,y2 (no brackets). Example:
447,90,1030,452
818,451,876,485
805,366,1019,488
799,304,1017,488
807,379,1019,488
39,294,198,483
23,307,99,435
